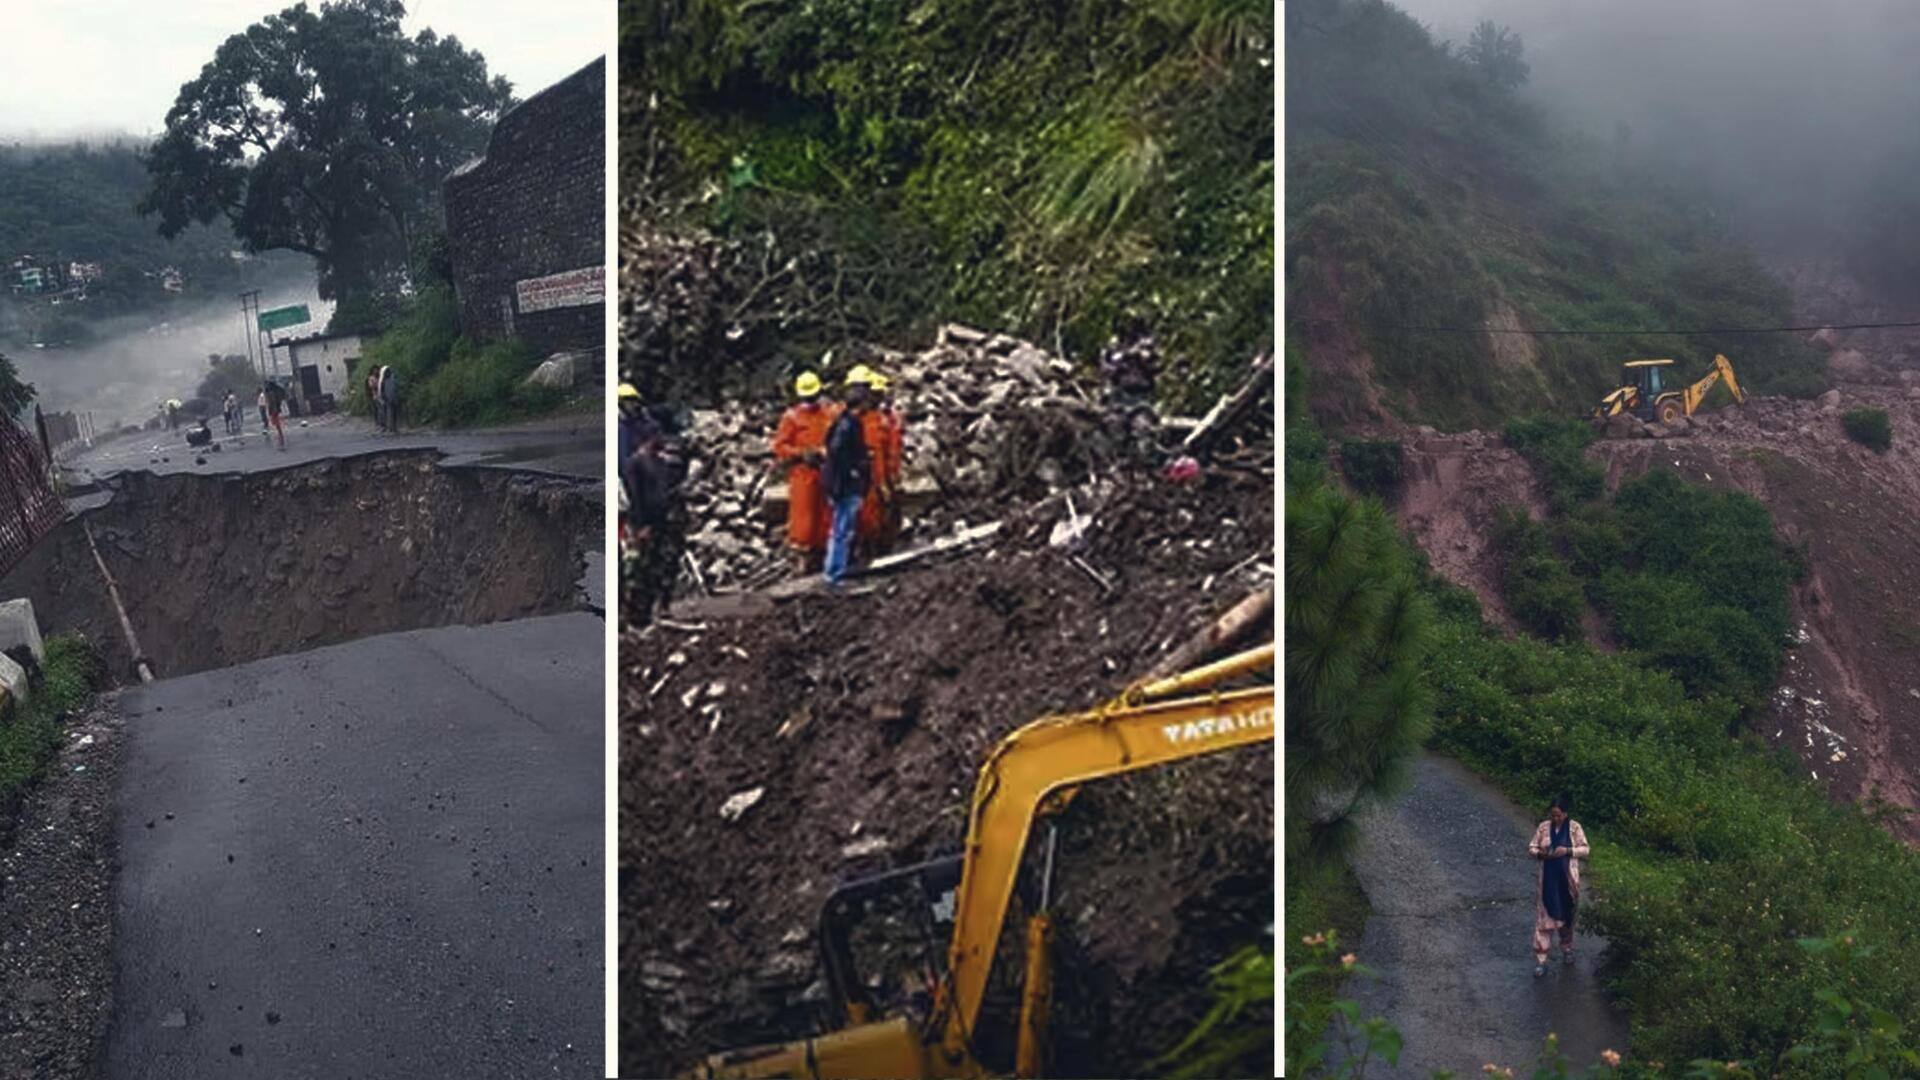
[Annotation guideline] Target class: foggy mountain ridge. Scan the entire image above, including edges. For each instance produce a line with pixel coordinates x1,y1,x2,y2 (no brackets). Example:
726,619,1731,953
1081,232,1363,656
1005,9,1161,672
1395,0,1920,271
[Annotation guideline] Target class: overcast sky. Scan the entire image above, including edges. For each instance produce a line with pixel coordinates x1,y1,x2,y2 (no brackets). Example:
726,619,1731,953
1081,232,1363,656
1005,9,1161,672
0,0,609,140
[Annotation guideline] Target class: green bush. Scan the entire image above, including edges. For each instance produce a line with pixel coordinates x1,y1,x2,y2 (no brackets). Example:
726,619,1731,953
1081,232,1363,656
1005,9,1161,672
0,635,103,815
350,285,571,428
625,0,1274,406
1285,424,1329,493
410,337,561,428
1337,437,1405,499
1492,506,1586,642
1504,414,1604,512
1842,407,1892,453
1594,469,1797,703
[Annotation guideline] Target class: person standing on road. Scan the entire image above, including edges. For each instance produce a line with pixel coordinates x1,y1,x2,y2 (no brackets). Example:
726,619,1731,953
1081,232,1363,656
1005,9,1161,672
257,388,270,433
1529,794,1589,977
379,365,400,432
367,368,385,430
222,391,237,435
822,369,874,586
771,371,833,572
263,380,287,450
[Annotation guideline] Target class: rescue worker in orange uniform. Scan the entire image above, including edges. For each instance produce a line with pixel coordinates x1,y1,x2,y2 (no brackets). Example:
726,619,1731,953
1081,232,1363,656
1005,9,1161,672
872,372,906,551
855,369,897,553
771,371,835,571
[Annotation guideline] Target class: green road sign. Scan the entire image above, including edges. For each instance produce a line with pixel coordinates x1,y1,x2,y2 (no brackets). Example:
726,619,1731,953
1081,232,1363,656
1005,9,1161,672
257,304,311,332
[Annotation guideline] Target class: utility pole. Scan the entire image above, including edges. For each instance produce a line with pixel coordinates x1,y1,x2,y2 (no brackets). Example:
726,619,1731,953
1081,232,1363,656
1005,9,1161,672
239,290,262,379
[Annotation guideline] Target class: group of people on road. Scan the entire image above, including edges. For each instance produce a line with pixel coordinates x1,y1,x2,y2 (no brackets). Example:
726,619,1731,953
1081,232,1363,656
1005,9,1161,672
773,364,903,586
364,365,402,432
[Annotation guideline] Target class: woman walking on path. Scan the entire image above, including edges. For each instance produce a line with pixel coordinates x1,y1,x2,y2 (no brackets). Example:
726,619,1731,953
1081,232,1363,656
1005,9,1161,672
1529,794,1589,977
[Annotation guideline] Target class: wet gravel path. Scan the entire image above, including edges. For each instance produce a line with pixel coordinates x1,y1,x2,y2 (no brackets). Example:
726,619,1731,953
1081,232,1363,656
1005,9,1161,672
1348,755,1629,1076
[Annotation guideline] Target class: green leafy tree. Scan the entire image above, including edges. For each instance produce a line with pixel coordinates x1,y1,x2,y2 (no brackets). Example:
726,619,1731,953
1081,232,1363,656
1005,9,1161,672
1285,484,1435,861
139,0,514,304
0,352,37,418
1462,19,1529,90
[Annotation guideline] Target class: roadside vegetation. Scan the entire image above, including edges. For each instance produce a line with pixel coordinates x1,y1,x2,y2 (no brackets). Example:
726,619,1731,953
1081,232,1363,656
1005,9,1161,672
620,0,1273,408
0,635,103,826
1285,0,1825,431
1287,360,1920,1072
346,282,571,429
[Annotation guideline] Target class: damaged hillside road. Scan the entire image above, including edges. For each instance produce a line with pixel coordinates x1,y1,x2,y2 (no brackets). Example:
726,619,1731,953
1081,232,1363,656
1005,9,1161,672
3,452,599,681
0,449,604,1077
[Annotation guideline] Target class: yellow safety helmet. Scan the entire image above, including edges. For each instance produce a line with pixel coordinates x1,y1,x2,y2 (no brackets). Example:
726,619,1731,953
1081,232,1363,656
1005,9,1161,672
617,383,640,400
794,371,823,398
867,372,890,393
844,364,874,387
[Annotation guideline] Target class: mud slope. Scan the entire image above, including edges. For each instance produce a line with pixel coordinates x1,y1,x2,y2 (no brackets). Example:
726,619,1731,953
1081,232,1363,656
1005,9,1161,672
617,473,1274,1078
1396,386,1920,840
0,453,598,682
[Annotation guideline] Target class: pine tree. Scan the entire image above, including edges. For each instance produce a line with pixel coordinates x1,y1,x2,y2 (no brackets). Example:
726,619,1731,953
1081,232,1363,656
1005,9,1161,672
1284,483,1434,863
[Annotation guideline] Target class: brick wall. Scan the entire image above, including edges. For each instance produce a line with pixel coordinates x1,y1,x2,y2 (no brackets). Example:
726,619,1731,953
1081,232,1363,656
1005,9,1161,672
443,56,605,356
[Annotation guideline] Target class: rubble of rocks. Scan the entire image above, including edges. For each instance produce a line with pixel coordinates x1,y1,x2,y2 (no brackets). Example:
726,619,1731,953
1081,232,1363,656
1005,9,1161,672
674,325,1138,590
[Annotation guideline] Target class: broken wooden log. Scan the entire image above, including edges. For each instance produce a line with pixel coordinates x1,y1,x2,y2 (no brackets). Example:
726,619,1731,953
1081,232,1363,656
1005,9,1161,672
1182,352,1274,457
763,521,1005,599
1146,584,1274,679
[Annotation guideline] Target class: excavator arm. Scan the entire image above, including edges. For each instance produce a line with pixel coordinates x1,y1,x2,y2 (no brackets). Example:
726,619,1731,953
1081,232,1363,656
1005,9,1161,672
1680,353,1744,415
686,644,1274,1080
932,645,1275,1069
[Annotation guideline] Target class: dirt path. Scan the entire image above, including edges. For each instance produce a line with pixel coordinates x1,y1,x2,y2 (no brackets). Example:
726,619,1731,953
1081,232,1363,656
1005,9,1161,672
0,696,121,1078
1348,755,1628,1077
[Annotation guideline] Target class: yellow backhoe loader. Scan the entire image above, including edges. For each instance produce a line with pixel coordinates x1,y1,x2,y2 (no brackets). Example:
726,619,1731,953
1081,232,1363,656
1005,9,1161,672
1593,353,1745,427
684,643,1275,1080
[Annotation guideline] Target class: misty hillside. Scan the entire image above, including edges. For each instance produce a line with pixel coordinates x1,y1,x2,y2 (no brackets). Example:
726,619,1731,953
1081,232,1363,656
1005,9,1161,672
0,142,297,342
1284,0,1828,432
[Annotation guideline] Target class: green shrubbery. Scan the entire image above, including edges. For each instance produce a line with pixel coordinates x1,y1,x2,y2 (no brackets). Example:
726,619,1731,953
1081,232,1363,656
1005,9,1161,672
1591,470,1799,703
1426,610,1920,1070
1842,407,1892,453
350,284,569,428
1504,414,1604,512
624,0,1273,406
0,635,103,818
1337,438,1405,499
1492,506,1585,642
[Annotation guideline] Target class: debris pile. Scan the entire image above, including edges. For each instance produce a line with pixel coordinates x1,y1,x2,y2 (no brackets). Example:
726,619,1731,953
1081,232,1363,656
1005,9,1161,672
672,326,1142,590
618,470,1276,1078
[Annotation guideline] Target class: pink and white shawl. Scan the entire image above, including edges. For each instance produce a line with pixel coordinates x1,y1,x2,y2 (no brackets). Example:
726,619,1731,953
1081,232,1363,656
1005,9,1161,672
1528,818,1589,961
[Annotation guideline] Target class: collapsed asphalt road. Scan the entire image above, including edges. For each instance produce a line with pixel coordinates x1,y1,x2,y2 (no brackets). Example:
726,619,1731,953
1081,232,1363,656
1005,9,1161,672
106,613,603,1079
62,411,601,486
1347,755,1629,1077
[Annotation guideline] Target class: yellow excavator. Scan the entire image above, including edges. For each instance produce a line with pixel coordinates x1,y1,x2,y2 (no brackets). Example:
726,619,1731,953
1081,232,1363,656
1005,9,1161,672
683,643,1275,1080
1592,353,1745,427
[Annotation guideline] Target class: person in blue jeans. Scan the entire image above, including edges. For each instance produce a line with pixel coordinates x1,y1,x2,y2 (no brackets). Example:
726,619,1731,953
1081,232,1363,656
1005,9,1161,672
822,370,875,586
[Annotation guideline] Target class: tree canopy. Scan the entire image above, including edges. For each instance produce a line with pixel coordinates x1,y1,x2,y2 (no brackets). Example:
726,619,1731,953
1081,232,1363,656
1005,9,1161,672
139,0,513,303
1463,19,1529,90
